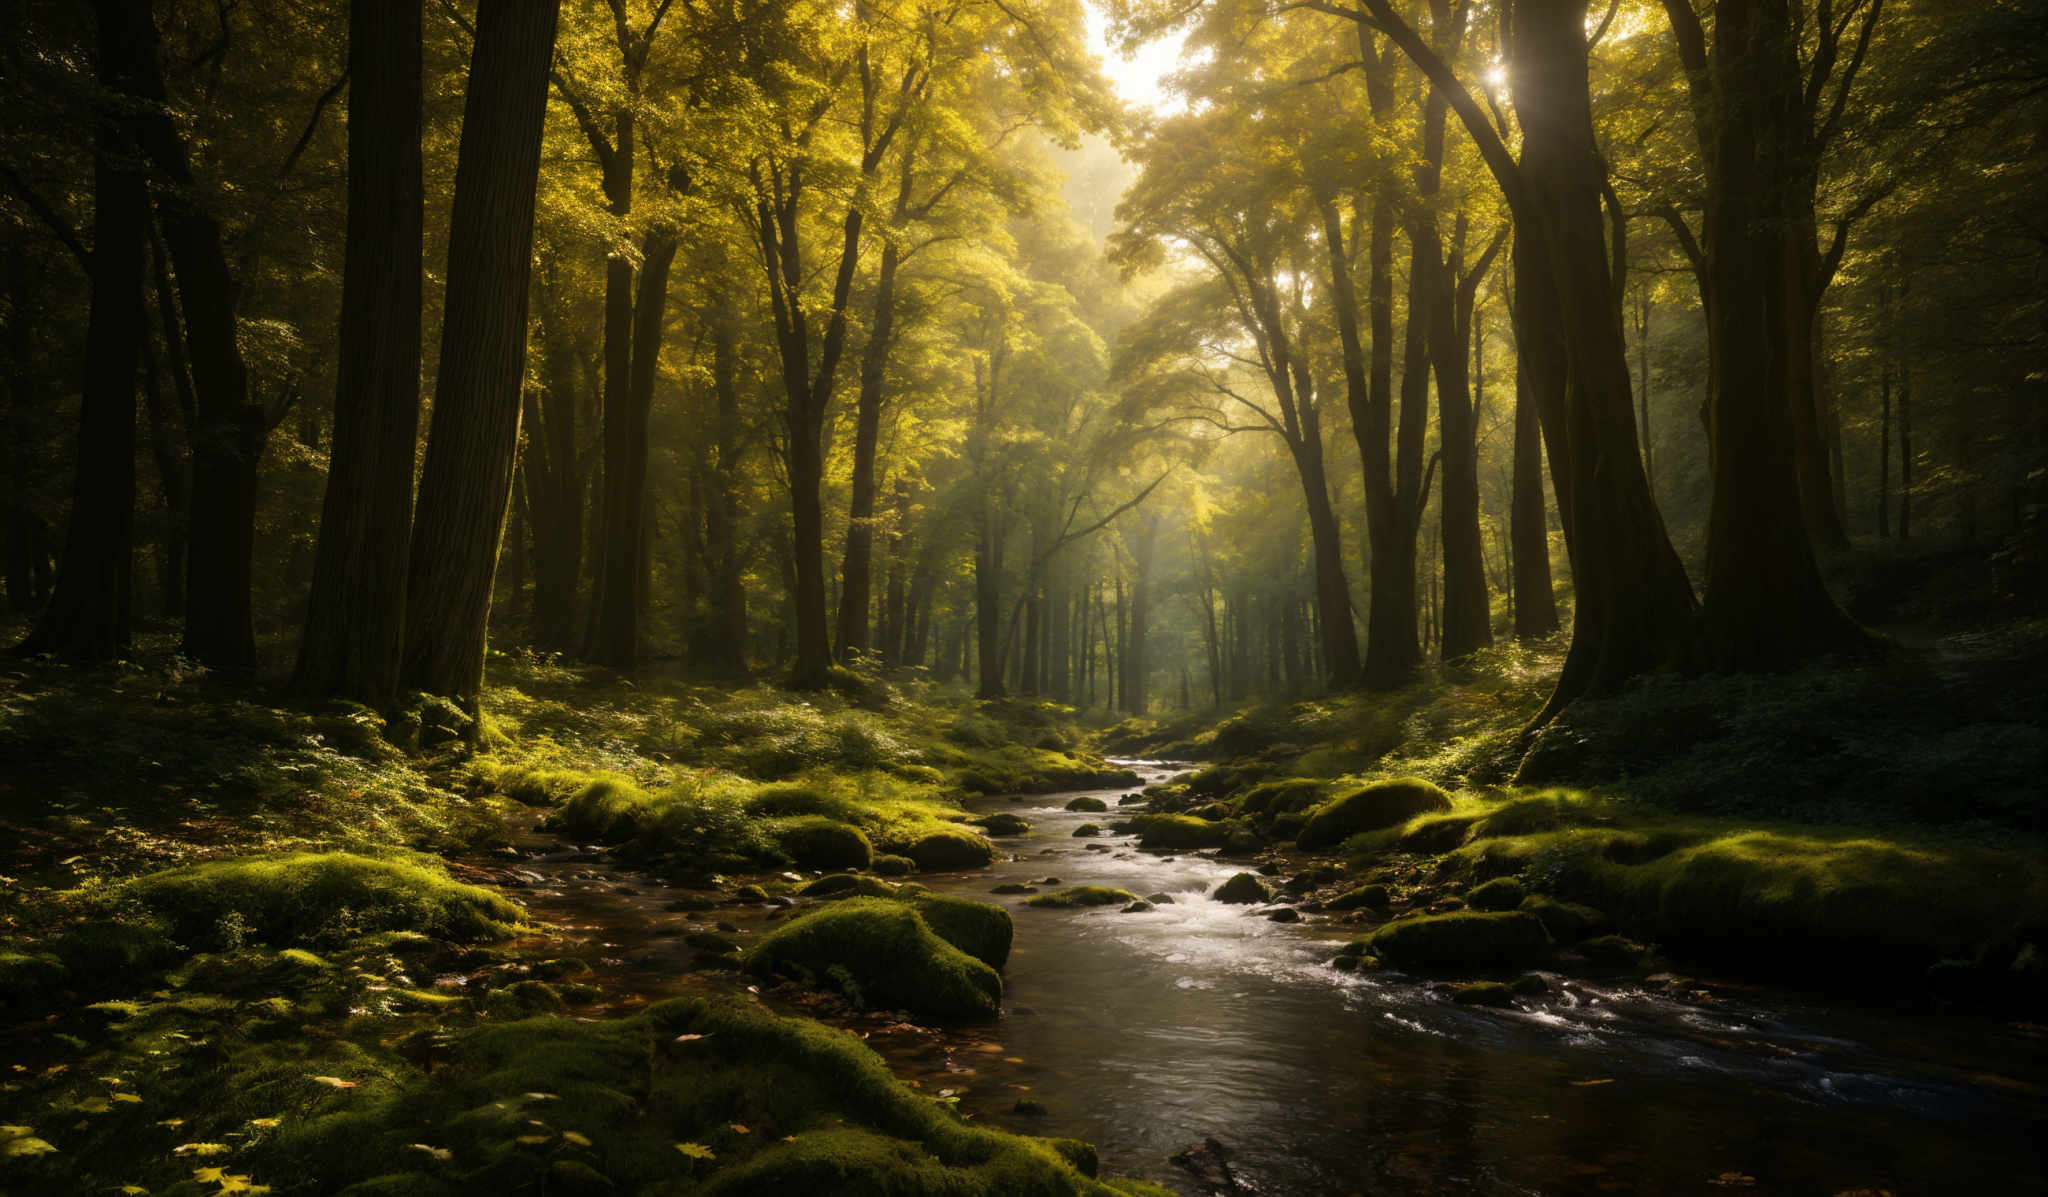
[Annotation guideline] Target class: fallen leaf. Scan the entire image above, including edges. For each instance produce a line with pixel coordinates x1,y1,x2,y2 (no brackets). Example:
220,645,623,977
561,1130,592,1147
408,1144,453,1162
173,1142,230,1157
730,1123,750,1134
674,1141,716,1160
515,1135,551,1146
308,1076,357,1090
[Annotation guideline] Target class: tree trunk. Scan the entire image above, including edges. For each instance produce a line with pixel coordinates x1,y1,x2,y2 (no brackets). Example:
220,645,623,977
587,231,675,667
524,291,583,653
295,0,422,706
1432,216,1494,662
836,232,903,663
18,0,149,661
1693,0,1868,670
399,0,559,703
1509,365,1559,637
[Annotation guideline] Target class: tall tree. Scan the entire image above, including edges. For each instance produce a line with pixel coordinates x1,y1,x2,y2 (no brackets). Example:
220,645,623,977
16,0,151,661
294,0,423,707
400,0,561,703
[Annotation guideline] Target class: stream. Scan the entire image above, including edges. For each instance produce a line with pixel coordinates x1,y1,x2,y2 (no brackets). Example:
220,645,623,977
482,761,2048,1195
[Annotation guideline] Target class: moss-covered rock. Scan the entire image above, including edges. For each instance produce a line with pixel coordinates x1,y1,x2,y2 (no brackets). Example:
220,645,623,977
1465,876,1526,911
1325,883,1391,911
772,816,875,871
1064,796,1109,813
746,898,1000,1018
896,892,1013,969
0,950,67,1011
1296,779,1453,850
1576,935,1644,965
114,852,523,951
972,812,1031,836
800,873,899,899
1072,823,1101,837
1367,910,1553,974
1450,980,1515,1006
1237,778,1332,817
1024,886,1137,909
871,853,916,876
1129,813,1230,849
1519,895,1612,943
1212,873,1271,905
895,825,997,872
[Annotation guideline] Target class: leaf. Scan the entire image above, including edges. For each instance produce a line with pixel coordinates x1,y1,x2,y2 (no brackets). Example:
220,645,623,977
112,1092,144,1104
117,1187,149,1195
173,1142,231,1157
308,1076,357,1089
674,1141,717,1160
192,1167,230,1183
1569,1078,1615,1087
515,1135,552,1146
1,1132,58,1158
155,1118,185,1128
560,1130,592,1147
408,1144,453,1162
671,1034,711,1044
523,1092,559,1101
247,1117,281,1128
729,1123,749,1134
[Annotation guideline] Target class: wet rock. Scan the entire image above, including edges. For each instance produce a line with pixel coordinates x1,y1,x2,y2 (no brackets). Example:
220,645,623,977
1121,901,1156,914
990,884,1039,895
1266,907,1301,923
1509,973,1549,996
716,921,740,934
1072,823,1101,837
1257,862,1283,876
1012,1097,1048,1117
1084,844,1110,852
973,813,1031,837
1024,886,1136,909
1367,910,1554,974
1296,778,1454,850
1144,893,1177,905
735,884,771,903
1128,813,1229,850
1450,980,1515,1006
1117,794,1146,805
1064,796,1109,813
1213,872,1272,905
1036,877,1063,886
685,933,738,955
1171,1137,1253,1195
1465,876,1526,911
766,895,795,908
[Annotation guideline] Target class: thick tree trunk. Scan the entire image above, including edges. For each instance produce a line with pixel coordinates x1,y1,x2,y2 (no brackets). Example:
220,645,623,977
1694,0,1868,670
18,0,149,661
1509,366,1559,638
1510,2,1696,721
1432,219,1494,662
295,0,422,706
587,232,675,667
524,297,583,652
139,310,187,618
399,0,559,703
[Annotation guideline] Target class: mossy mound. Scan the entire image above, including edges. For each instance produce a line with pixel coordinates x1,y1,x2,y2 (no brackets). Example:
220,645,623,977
747,898,1000,1018
1576,935,1645,965
1064,796,1109,813
893,824,997,872
1465,876,1526,911
1325,883,1391,911
115,852,524,952
1449,980,1516,1006
1025,887,1137,909
1212,873,1271,905
1129,813,1230,849
1237,778,1332,817
871,854,917,876
895,891,1014,969
1518,895,1612,943
973,813,1032,836
772,816,875,870
1296,779,1453,850
1367,910,1553,974
1073,824,1101,837
800,874,900,899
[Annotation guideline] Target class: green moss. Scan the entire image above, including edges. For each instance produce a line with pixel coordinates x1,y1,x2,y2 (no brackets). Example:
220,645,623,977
1367,910,1553,974
1212,873,1271,904
772,816,875,870
896,892,1014,969
1449,980,1515,1006
1325,883,1390,911
747,898,1001,1018
0,951,67,1010
1575,934,1645,965
1073,823,1101,837
114,852,524,951
871,853,917,876
1128,813,1229,849
1517,895,1612,943
1465,876,1526,911
1024,887,1137,908
1064,796,1109,813
1236,778,1332,817
801,873,900,899
893,824,997,872
974,812,1031,836
1297,779,1453,850
547,773,664,842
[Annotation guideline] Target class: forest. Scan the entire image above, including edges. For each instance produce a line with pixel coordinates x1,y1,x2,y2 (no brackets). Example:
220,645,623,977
0,0,2043,1193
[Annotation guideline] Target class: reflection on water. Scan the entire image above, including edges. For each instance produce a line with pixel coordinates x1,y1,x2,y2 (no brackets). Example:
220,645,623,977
495,762,2048,1195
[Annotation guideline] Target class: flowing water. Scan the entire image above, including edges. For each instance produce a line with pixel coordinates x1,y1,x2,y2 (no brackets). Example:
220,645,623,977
485,761,2048,1195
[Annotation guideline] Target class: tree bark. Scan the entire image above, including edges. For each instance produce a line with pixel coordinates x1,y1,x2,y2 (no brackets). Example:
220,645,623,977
295,0,422,707
1431,216,1498,661
587,230,675,667
835,234,902,664
399,0,559,703
18,0,150,661
1509,364,1559,638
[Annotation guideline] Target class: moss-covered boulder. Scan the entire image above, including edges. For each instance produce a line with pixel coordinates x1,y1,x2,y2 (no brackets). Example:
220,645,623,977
972,812,1031,836
1465,876,1526,911
746,898,1000,1018
1575,935,1644,966
1296,779,1453,850
870,853,916,876
800,874,898,899
773,817,875,871
1237,778,1332,817
896,825,996,871
896,892,1013,969
1325,883,1391,911
1064,796,1109,813
115,852,524,951
1519,895,1612,943
1024,886,1137,909
1130,813,1230,849
1449,980,1515,1006
1212,873,1272,905
1073,823,1101,837
1367,910,1553,974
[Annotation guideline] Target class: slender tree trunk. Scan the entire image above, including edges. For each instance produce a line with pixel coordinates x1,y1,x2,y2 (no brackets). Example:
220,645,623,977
1509,365,1559,637
1636,287,1654,493
836,231,903,662
18,0,149,660
399,0,559,703
587,231,675,667
524,292,583,652
1432,216,1493,661
295,0,422,706
139,303,187,618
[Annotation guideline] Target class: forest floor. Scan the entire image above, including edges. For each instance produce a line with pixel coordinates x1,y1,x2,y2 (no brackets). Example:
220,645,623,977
0,614,2043,1195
